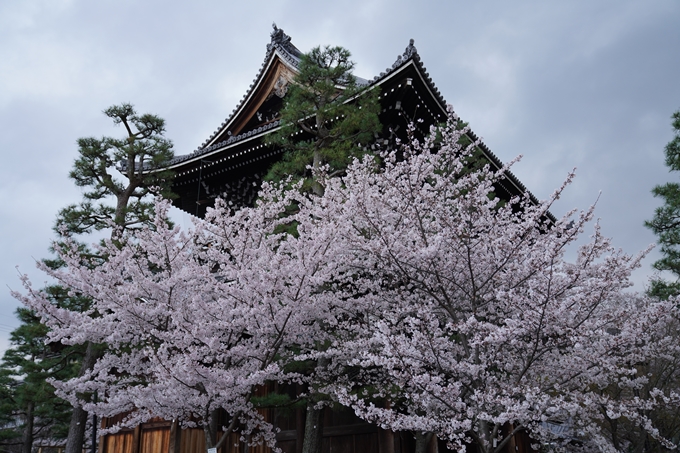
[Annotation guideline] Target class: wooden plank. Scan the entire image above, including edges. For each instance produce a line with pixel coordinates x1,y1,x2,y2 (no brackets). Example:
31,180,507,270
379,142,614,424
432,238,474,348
274,440,296,453
328,434,354,453
379,429,395,453
275,430,297,442
295,393,304,453
104,432,134,453
131,426,142,453
140,428,170,453
355,433,378,453
98,418,108,453
180,427,205,453
141,421,173,431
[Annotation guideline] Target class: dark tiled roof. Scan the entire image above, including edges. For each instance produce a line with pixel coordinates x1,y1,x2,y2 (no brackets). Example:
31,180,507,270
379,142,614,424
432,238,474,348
163,30,536,207
370,38,446,111
167,35,428,167
173,24,302,164
167,120,281,166
371,39,536,204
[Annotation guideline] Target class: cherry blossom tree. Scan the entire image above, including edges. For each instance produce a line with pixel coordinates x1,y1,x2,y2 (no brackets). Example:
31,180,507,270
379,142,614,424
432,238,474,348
15,184,340,452
15,108,680,453
308,116,680,452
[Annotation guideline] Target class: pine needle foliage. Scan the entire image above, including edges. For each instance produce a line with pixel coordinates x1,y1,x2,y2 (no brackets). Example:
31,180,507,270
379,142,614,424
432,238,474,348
57,103,175,236
646,110,680,299
266,46,381,195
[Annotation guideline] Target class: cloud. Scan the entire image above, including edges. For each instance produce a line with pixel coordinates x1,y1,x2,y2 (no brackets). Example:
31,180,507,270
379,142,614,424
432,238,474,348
1,0,679,355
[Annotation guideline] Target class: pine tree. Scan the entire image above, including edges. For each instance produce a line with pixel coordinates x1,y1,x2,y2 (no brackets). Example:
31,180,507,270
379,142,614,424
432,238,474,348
646,109,680,299
0,306,81,453
57,103,175,237
0,368,18,448
12,104,175,453
266,45,381,196
63,103,175,453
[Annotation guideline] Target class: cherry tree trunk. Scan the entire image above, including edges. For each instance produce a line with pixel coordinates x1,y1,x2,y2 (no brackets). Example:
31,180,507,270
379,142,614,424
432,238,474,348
65,342,99,453
301,398,324,453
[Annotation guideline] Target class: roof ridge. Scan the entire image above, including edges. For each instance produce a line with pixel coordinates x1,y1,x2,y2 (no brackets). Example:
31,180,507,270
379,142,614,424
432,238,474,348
267,23,303,60
193,24,302,155
370,38,417,83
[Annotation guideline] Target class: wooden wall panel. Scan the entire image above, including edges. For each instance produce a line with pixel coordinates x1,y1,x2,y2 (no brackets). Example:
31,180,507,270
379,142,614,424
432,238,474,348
140,428,170,453
104,432,134,453
327,433,353,453
101,409,538,453
226,434,270,453
179,428,204,453
274,440,296,453
172,426,276,453
354,433,378,453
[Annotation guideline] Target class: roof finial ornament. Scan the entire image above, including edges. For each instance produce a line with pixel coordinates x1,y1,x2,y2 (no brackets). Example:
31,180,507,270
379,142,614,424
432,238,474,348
391,38,417,70
403,38,417,59
270,22,291,47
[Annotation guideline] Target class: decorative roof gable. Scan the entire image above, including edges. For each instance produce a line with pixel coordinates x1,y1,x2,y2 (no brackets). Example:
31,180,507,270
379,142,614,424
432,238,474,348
196,24,303,151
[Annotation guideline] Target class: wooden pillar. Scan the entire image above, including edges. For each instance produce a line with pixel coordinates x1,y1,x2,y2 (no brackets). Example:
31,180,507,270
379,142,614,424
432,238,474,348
131,426,142,453
379,400,396,453
168,420,182,453
379,429,395,453
97,417,107,453
427,434,438,453
295,384,305,453
508,424,517,453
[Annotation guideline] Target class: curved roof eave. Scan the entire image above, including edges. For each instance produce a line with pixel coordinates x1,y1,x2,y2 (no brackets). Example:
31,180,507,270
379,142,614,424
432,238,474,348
198,29,301,152
368,39,543,210
161,32,546,216
163,120,283,172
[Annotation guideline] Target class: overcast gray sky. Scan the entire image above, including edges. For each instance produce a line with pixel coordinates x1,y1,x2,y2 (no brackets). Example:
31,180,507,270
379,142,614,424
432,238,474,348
1,0,679,353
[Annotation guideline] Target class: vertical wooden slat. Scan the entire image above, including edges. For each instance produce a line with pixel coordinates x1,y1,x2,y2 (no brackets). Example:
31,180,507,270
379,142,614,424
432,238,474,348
295,395,304,453
103,432,134,453
98,418,108,453
354,433,378,453
180,428,206,453
426,434,438,453
140,428,170,453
